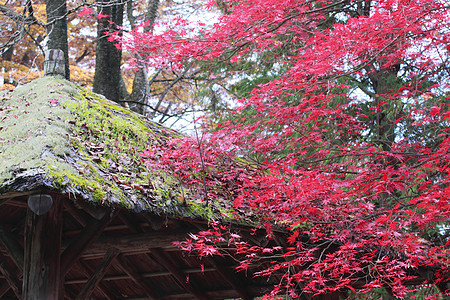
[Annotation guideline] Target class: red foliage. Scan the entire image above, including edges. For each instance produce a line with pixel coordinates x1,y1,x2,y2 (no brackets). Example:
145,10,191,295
119,0,450,298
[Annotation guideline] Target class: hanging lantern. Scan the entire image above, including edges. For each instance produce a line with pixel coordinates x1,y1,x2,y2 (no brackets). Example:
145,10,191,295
28,193,53,215
44,49,65,77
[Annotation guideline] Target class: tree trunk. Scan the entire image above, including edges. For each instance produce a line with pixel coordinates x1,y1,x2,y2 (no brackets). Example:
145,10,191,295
46,0,70,79
128,0,160,114
93,0,124,102
368,63,402,152
129,69,149,114
359,0,402,152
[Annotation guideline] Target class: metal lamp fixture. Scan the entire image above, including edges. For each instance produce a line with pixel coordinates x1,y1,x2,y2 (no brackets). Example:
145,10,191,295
44,49,65,77
28,193,53,215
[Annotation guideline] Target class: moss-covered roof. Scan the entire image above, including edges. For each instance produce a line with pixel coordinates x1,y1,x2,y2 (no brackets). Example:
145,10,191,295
0,76,226,219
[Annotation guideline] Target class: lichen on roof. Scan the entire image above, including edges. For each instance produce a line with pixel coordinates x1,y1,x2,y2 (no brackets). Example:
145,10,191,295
0,76,225,219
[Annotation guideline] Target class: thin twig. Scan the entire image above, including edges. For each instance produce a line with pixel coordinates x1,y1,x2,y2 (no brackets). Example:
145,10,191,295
192,111,209,206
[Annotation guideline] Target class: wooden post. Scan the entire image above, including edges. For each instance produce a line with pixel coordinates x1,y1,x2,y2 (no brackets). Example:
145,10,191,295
23,195,63,300
44,49,65,77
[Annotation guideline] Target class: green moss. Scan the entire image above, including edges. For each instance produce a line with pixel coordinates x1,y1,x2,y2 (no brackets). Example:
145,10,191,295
0,77,75,182
0,76,237,221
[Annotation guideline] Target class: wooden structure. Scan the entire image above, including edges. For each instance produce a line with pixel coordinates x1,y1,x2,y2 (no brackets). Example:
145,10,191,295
0,190,279,299
0,77,278,299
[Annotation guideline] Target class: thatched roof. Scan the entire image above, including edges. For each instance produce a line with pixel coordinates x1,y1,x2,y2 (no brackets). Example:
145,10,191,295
0,76,226,219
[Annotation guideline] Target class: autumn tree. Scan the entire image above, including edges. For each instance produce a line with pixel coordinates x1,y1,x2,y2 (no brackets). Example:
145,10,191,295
46,0,70,79
0,0,46,86
120,0,450,298
90,0,124,102
1,0,209,130
0,0,88,85
122,0,209,124
126,0,160,114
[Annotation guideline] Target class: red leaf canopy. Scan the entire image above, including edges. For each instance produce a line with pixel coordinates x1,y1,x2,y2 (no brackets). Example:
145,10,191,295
118,0,450,298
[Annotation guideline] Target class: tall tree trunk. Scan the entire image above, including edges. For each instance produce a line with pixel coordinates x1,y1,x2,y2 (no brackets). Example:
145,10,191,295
368,63,402,152
358,0,402,152
93,0,124,102
46,0,69,79
128,0,160,114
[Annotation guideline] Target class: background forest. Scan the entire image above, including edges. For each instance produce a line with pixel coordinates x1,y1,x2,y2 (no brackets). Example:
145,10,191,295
0,0,212,130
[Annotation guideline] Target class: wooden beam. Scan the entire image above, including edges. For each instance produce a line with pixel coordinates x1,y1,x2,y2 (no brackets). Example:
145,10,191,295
81,229,192,255
116,254,159,300
75,200,108,220
77,260,112,300
0,198,12,207
23,196,63,300
3,199,28,208
160,285,270,300
0,282,10,297
0,191,34,200
64,224,129,237
0,223,24,272
65,266,217,284
75,247,119,300
61,208,114,276
80,248,150,260
62,228,195,259
0,252,21,298
206,257,252,300
149,248,208,300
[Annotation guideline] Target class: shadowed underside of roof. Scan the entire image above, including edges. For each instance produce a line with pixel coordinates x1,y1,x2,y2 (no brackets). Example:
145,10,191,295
0,190,281,299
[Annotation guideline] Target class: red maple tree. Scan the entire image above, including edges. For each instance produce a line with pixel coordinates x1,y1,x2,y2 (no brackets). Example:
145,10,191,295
118,0,450,298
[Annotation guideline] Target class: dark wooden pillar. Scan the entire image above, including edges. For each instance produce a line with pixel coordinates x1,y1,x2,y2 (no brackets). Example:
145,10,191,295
23,196,63,299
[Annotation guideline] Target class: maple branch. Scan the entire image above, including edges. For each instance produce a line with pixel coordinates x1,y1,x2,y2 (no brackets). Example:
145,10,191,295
150,64,196,117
